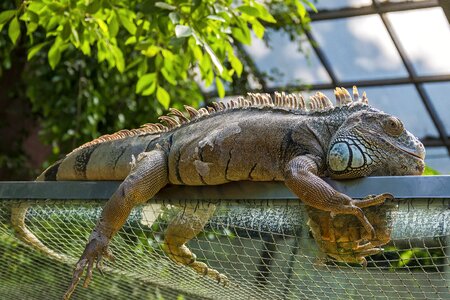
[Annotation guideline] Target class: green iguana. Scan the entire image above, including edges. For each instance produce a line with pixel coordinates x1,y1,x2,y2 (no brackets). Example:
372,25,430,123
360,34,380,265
12,86,425,299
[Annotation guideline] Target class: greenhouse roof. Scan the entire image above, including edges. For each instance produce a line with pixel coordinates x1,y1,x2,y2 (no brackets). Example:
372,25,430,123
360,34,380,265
242,0,450,173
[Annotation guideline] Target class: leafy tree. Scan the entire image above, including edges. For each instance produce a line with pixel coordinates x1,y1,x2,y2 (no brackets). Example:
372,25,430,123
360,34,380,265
0,0,314,177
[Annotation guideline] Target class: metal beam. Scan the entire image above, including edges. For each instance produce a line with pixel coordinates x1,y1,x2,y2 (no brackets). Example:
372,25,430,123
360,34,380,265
310,0,439,21
421,137,450,147
253,74,450,93
1,177,450,200
438,0,450,24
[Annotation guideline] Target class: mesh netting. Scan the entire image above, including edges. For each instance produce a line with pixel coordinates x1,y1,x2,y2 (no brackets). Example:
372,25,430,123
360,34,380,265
1,198,449,299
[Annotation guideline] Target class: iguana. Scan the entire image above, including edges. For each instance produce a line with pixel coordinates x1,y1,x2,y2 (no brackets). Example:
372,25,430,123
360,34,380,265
11,86,425,299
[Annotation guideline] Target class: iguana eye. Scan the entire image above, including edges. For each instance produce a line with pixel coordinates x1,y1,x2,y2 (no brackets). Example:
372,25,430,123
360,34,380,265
383,117,403,137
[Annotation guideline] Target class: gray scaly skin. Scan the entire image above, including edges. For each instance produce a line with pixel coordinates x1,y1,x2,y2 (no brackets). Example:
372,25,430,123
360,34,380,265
11,87,425,299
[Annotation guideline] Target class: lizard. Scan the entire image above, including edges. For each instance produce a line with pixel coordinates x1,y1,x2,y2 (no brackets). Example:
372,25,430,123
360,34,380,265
10,86,425,299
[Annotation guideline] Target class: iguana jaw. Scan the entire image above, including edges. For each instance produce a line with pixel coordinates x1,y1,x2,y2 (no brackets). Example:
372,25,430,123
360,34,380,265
393,142,425,160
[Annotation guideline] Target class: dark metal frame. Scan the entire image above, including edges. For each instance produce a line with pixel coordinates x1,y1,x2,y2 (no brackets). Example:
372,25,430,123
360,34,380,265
229,0,450,153
306,0,450,153
2,176,450,200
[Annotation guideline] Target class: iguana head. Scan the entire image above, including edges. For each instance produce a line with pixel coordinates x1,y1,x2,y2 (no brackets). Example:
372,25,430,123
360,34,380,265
327,91,425,179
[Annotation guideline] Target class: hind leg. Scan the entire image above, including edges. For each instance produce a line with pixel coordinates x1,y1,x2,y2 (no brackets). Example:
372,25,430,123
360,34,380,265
163,204,228,285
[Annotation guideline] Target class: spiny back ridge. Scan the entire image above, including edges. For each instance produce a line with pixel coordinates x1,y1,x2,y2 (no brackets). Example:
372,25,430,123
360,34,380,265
73,86,369,152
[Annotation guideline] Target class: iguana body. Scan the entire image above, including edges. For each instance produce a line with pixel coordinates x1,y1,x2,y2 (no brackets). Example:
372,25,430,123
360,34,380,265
13,87,425,299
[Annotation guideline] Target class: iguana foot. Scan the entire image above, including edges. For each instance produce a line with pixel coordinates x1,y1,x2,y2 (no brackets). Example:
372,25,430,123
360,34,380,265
307,202,394,266
63,233,113,300
162,204,228,286
329,192,393,240
163,243,229,286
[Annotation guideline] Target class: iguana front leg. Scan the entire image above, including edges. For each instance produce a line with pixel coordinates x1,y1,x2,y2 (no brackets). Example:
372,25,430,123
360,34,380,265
284,155,392,239
64,149,168,299
163,204,228,285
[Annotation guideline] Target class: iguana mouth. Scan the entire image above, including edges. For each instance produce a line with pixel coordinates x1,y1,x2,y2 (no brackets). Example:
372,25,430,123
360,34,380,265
355,128,425,161
390,142,425,161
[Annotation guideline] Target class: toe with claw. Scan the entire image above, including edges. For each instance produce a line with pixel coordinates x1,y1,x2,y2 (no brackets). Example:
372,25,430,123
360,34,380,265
63,234,113,300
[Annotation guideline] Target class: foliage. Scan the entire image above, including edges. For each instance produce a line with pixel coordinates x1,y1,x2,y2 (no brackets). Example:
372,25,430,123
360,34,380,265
423,165,440,175
0,1,313,169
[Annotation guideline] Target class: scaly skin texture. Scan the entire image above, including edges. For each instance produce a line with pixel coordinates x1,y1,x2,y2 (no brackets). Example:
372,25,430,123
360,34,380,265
10,87,425,299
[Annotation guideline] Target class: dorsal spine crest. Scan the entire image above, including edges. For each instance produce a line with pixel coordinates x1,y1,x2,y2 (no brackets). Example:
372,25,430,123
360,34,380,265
73,86,370,152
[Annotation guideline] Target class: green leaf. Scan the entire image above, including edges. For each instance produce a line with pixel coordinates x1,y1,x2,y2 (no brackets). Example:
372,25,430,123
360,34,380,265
297,3,307,19
251,19,264,39
48,39,62,69
238,5,260,17
96,18,109,34
169,12,180,24
231,27,251,44
117,11,136,35
142,81,156,96
142,45,160,57
203,41,224,74
80,39,91,56
0,10,15,25
27,41,50,60
155,2,176,10
47,2,65,13
71,26,80,47
207,15,226,22
215,77,225,98
161,68,177,85
111,46,125,72
26,22,38,35
86,0,102,14
301,0,318,13
8,17,20,44
156,86,170,109
136,73,156,94
253,2,276,23
229,55,243,77
62,22,72,41
109,14,119,37
175,25,192,38
423,165,440,175
125,36,136,45
23,10,39,23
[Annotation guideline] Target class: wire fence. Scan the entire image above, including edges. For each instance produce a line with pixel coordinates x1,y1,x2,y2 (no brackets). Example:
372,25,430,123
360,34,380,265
1,196,448,300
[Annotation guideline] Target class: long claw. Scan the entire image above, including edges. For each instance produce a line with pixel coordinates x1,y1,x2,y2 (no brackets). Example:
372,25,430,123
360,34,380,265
63,259,86,300
353,193,393,208
83,258,94,288
96,255,105,276
63,234,112,299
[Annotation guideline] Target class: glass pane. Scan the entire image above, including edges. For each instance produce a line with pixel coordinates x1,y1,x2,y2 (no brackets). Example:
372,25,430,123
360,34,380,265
423,82,450,136
311,15,407,81
424,147,450,174
387,8,450,76
245,31,331,87
292,85,436,139
311,0,371,10
357,85,437,139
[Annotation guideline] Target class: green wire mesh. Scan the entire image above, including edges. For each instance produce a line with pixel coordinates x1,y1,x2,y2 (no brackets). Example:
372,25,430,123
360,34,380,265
0,198,449,299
